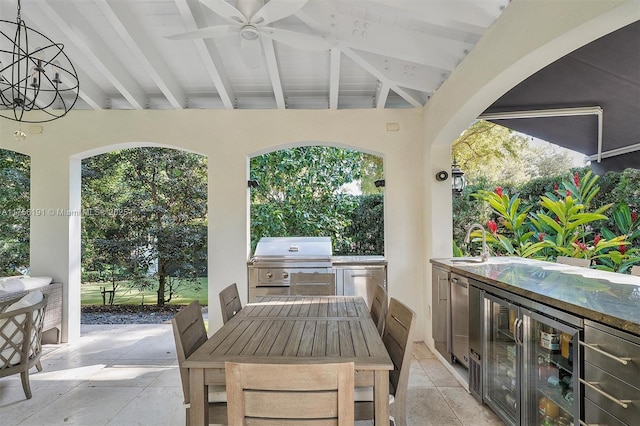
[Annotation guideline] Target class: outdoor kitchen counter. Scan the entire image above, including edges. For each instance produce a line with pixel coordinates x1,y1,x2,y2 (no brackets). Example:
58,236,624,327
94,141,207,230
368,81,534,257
430,257,640,336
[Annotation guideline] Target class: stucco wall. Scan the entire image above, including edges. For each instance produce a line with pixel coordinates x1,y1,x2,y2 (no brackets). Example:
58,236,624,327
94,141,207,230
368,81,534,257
0,108,425,341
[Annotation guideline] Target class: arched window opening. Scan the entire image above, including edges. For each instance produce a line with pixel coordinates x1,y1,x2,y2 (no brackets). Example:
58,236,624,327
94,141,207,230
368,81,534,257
0,149,30,275
249,146,384,256
81,147,208,309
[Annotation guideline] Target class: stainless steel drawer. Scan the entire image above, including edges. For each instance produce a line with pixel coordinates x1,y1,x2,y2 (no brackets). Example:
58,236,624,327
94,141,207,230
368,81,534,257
584,397,627,426
582,362,639,424
584,324,640,389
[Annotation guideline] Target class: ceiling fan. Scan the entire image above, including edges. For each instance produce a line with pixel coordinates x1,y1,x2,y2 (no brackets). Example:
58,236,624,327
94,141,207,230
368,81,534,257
167,0,335,69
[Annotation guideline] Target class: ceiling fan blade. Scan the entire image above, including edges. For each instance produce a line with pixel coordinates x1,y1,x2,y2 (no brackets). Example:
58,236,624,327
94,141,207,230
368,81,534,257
260,27,335,51
241,37,262,69
199,0,248,25
250,0,309,26
165,25,239,41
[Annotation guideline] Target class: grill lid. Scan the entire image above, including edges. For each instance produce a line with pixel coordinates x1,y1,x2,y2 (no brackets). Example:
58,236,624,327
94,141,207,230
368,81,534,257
252,237,332,262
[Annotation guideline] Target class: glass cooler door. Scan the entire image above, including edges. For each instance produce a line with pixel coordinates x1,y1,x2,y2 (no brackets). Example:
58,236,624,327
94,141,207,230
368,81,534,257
483,293,519,426
520,308,580,426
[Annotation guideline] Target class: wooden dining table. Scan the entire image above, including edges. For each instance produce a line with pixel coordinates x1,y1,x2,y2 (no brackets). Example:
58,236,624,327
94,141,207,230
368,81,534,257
184,295,394,425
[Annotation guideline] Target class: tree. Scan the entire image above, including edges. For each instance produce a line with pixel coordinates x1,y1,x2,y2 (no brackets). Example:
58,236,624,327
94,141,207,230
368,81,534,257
250,146,366,253
452,121,575,185
0,150,30,274
82,148,207,306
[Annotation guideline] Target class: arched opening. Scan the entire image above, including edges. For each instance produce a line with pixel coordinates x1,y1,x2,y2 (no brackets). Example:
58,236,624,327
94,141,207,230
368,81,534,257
248,144,385,256
76,145,208,326
0,149,30,275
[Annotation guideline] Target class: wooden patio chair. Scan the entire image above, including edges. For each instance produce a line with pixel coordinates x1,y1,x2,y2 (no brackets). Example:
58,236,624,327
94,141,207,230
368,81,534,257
171,301,227,425
0,292,48,399
219,283,242,324
556,256,591,267
370,284,388,336
355,297,417,426
289,272,336,296
225,361,355,425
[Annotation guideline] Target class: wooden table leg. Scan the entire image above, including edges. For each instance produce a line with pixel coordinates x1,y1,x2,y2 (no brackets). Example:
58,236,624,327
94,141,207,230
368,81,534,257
189,368,207,426
373,369,390,426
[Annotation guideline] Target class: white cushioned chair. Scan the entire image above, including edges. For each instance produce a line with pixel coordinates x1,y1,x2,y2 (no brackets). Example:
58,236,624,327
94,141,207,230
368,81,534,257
0,291,48,399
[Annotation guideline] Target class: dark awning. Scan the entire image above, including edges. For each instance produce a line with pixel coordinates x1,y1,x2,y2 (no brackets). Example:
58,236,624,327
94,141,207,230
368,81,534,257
482,20,640,174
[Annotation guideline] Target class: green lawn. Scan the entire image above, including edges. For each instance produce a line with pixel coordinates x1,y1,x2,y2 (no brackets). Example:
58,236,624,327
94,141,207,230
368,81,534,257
81,278,208,306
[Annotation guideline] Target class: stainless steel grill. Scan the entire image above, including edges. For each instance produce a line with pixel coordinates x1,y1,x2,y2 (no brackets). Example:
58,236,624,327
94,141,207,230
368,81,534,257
248,237,333,299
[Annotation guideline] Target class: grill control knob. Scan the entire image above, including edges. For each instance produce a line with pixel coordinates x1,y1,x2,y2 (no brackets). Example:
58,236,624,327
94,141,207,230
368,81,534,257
283,272,289,278
266,272,273,278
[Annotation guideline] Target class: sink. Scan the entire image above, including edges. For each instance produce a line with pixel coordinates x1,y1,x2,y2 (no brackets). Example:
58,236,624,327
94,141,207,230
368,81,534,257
450,257,485,264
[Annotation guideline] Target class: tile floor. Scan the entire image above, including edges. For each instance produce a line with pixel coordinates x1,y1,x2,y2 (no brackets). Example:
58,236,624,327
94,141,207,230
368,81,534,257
0,323,503,426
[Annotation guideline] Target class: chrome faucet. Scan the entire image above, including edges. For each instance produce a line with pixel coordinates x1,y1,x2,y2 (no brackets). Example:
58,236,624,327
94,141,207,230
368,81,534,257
464,223,489,261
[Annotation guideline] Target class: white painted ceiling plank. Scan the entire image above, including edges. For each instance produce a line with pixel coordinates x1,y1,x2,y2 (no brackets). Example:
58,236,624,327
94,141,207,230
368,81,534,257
174,0,236,109
261,37,286,109
34,0,146,109
375,82,389,109
98,0,185,109
340,47,423,108
329,48,341,110
297,3,470,70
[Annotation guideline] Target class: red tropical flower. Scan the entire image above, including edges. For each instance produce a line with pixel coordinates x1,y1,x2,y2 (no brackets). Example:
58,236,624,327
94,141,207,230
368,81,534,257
576,242,587,251
487,220,498,235
566,189,572,197
573,171,581,187
553,182,559,192
495,186,503,197
632,211,638,222
594,234,601,245
620,245,627,255
538,233,546,242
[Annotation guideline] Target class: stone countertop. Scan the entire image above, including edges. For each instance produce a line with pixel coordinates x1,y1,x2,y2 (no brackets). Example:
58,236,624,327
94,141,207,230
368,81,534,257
332,255,386,265
431,257,640,336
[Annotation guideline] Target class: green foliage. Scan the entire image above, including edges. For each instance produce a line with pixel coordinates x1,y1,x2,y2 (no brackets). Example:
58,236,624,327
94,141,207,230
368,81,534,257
458,169,640,272
452,121,575,186
82,148,208,306
336,194,384,255
0,150,30,274
471,188,547,258
250,146,383,255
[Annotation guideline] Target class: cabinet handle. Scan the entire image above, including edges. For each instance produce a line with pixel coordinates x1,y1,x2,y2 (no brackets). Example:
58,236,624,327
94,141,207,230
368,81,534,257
579,341,630,365
514,318,523,345
579,378,631,409
579,421,609,426
350,273,375,278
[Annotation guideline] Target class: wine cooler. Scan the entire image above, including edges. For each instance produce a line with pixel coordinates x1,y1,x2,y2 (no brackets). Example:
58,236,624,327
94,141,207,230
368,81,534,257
483,291,582,426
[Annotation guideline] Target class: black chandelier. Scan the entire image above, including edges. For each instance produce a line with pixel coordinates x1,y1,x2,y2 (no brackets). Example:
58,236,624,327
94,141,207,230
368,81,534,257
0,0,79,123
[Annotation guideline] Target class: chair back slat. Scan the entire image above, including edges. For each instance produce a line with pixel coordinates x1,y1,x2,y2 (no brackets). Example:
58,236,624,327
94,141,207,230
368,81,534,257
226,362,354,425
219,283,242,324
369,284,387,336
171,301,207,403
290,273,336,296
383,298,416,425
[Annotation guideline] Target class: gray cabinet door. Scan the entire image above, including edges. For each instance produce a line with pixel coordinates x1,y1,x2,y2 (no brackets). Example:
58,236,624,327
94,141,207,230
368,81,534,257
432,266,450,360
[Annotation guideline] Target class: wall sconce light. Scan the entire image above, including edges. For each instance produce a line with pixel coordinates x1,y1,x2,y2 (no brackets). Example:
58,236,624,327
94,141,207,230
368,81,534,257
247,179,259,188
451,159,466,194
435,170,449,181
374,179,385,188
